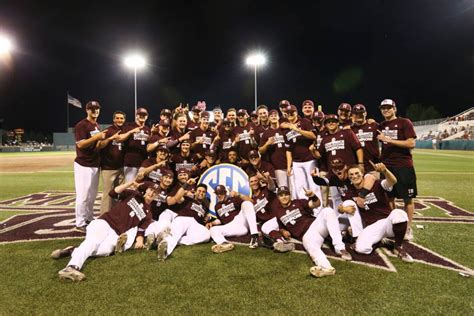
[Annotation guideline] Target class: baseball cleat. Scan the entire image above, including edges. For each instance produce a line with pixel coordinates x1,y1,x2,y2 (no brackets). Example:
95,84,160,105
394,246,414,263
273,241,295,253
337,249,352,261
404,226,414,241
50,246,75,259
157,240,168,261
381,237,396,250
114,233,128,254
211,242,234,254
249,235,259,249
310,266,336,278
145,234,156,251
156,227,172,245
74,226,87,234
58,266,86,282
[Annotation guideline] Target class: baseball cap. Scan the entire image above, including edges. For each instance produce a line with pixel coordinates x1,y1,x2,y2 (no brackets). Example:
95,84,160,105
279,100,291,108
248,150,260,159
269,109,279,116
160,109,172,116
214,184,227,195
157,145,170,153
338,103,352,112
324,114,339,124
223,118,232,126
286,105,298,114
192,105,202,112
86,101,101,110
312,111,325,120
181,139,191,145
380,99,396,108
237,109,248,117
140,181,160,192
302,100,314,107
161,168,174,178
200,111,210,119
213,106,222,113
352,104,367,113
177,168,190,175
158,119,170,127
330,159,346,171
251,110,258,118
136,107,148,115
276,186,290,195
205,149,217,157
208,121,217,127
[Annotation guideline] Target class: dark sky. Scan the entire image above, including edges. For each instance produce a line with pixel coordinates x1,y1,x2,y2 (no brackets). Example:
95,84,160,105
0,0,473,132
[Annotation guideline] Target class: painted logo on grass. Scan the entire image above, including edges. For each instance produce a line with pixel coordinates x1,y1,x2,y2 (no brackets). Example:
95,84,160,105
0,192,473,275
197,164,251,213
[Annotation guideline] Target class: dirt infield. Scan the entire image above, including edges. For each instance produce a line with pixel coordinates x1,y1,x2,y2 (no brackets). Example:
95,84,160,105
0,153,75,172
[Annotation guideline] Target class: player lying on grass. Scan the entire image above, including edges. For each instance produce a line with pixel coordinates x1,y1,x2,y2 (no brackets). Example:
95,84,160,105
206,185,260,253
269,186,352,278
345,162,413,262
51,181,159,282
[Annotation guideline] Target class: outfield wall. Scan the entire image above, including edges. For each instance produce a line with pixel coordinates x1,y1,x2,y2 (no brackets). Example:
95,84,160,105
416,140,474,150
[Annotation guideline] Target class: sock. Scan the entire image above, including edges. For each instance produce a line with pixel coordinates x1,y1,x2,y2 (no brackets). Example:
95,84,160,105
393,222,407,247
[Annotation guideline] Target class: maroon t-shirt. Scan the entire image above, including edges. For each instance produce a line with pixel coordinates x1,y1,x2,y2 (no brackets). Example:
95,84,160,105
215,196,243,225
148,132,171,158
100,124,124,170
339,118,353,128
169,128,189,154
259,127,290,170
123,122,151,168
283,117,315,162
351,122,380,172
74,118,101,168
102,189,153,236
272,198,315,241
234,123,258,159
379,117,417,168
175,196,208,225
254,123,270,145
245,161,276,179
315,128,328,172
169,152,197,173
347,180,393,227
319,129,362,169
140,158,170,183
189,127,217,156
150,185,173,220
214,131,235,162
252,187,277,223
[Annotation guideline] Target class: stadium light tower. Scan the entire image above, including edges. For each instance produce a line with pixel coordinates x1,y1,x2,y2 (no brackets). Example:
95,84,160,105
124,53,147,113
246,53,266,111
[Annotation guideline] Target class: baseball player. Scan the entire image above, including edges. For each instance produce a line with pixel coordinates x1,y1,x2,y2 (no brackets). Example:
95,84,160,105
278,100,291,121
189,111,216,159
346,162,413,262
207,185,259,252
377,98,418,240
137,145,171,183
169,139,197,174
52,180,157,281
250,110,259,125
245,149,276,180
234,109,258,160
147,119,172,156
337,103,352,128
269,186,352,278
253,104,270,143
301,99,315,120
187,105,201,131
212,106,223,127
212,118,235,163
156,183,212,261
73,101,107,232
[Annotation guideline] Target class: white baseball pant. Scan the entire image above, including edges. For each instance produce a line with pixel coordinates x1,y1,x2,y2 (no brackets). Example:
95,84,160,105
163,216,211,256
123,166,139,183
291,160,322,202
355,209,408,254
74,162,99,227
336,200,364,238
275,169,292,188
100,168,124,215
261,217,278,236
145,209,177,237
210,201,258,244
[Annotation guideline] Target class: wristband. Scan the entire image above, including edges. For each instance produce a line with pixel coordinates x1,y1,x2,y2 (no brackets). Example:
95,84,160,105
309,195,319,202
358,188,370,198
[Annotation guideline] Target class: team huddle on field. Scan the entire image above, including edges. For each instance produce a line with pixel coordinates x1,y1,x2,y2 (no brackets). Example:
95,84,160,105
51,98,418,281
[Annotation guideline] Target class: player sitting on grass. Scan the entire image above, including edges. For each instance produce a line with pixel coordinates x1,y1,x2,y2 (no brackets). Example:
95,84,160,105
346,162,413,263
51,181,158,282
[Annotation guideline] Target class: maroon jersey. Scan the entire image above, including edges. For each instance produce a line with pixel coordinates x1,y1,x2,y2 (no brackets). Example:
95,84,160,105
272,199,315,240
123,122,151,168
214,130,235,162
347,180,393,227
189,127,217,156
187,120,199,131
169,128,189,154
254,123,270,144
215,196,243,225
234,123,258,159
74,119,101,167
169,153,197,173
140,158,170,183
103,189,153,236
100,124,124,170
313,174,352,200
259,127,290,170
175,196,208,225
252,187,277,222
148,132,171,158
150,186,173,220
339,118,353,128
319,129,362,170
283,118,315,162
245,161,276,179
379,117,417,168
351,122,380,172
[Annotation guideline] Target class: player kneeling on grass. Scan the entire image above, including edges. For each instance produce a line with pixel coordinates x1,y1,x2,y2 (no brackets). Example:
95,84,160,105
270,186,352,278
346,162,413,263
51,181,158,282
207,185,259,253
156,184,212,261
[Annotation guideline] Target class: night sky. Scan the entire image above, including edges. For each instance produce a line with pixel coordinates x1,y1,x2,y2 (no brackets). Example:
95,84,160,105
0,0,473,133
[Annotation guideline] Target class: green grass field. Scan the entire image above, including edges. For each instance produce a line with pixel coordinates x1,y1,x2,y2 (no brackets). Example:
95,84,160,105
0,149,473,315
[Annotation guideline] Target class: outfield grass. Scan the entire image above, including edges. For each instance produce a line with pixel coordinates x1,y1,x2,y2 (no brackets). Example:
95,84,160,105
0,150,473,315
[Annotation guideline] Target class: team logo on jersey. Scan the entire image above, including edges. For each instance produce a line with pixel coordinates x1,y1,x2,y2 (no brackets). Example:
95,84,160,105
198,164,251,213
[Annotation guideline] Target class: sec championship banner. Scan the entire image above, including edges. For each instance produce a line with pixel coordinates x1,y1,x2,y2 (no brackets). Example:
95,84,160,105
198,164,251,213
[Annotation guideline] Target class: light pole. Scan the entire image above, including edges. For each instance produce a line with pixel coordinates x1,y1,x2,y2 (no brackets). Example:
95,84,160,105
124,53,146,113
246,53,266,111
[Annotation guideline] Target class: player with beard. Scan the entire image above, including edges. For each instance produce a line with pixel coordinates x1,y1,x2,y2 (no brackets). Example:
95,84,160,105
207,185,260,252
377,98,417,240
346,163,413,262
351,104,381,177
278,100,291,121
213,118,235,163
301,100,315,120
222,148,244,167
190,111,216,159
169,139,197,174
147,119,172,157
250,110,259,125
226,108,237,126
156,184,211,261
191,149,217,176
234,109,258,160
280,104,320,201
270,186,352,278
137,146,171,183
245,149,276,181
52,180,157,281
337,103,352,129
122,107,152,182
167,113,191,154
254,105,270,143
259,110,292,188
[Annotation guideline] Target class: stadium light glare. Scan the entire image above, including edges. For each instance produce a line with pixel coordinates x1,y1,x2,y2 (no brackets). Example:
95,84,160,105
0,34,13,55
123,53,147,112
245,53,267,110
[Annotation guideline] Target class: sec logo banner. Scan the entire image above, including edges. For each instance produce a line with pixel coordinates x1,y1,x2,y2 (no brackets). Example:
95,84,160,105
198,163,251,213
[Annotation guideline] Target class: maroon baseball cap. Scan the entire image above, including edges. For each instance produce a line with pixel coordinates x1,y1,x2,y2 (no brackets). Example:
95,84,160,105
160,108,172,116
86,101,101,110
279,100,291,108
237,109,248,116
330,159,346,171
157,145,170,153
159,119,170,127
192,105,202,112
214,185,227,195
248,150,260,159
177,168,190,175
286,104,298,114
140,181,160,192
136,107,148,115
251,110,258,118
380,99,396,108
276,186,290,195
161,168,174,178
352,104,367,113
312,111,325,120
338,103,352,112
269,109,279,116
181,139,191,145
302,100,314,107
209,121,217,127
200,111,210,119
324,114,339,123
